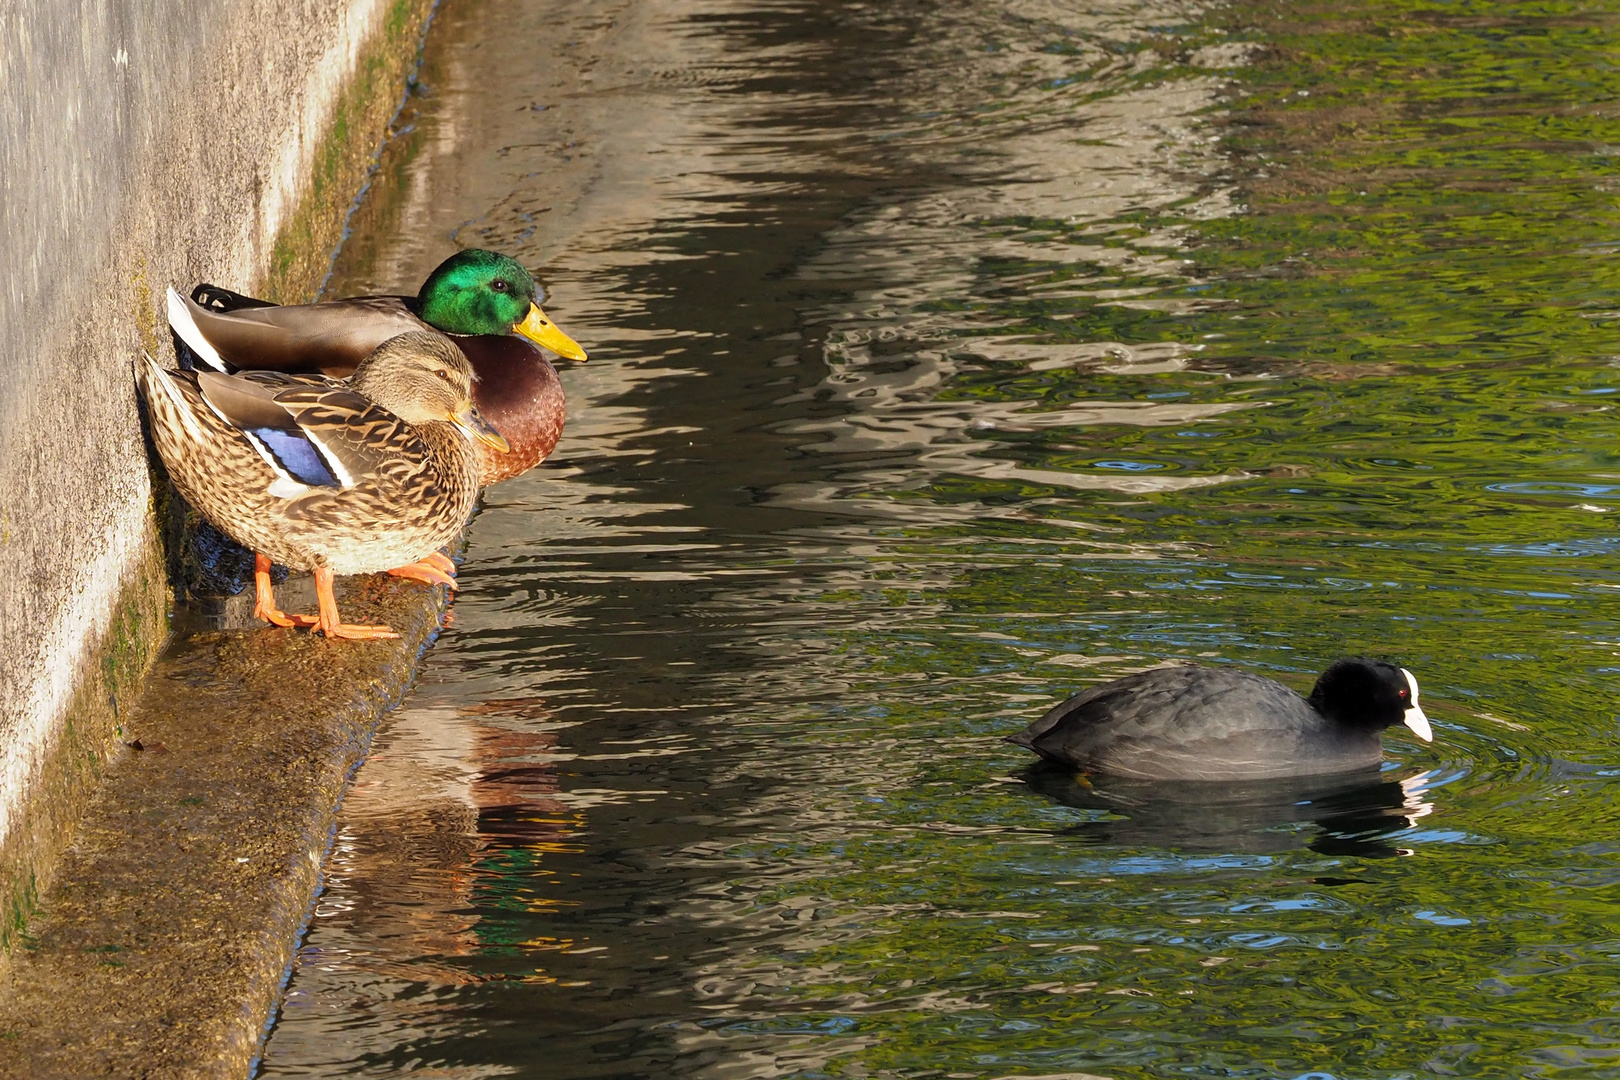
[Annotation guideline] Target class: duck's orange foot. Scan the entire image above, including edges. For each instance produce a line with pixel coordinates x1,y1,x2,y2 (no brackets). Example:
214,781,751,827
254,553,318,627
254,600,318,629
311,565,398,640
386,554,458,590
316,619,400,641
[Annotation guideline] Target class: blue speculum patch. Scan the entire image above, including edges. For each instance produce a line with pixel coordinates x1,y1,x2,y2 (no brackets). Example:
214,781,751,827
252,428,339,488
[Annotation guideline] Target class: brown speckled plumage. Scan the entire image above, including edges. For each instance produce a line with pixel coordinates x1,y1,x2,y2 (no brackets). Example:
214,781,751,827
135,335,486,578
173,289,569,486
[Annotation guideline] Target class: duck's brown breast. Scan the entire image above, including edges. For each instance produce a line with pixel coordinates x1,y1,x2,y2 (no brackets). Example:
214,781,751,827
455,335,566,486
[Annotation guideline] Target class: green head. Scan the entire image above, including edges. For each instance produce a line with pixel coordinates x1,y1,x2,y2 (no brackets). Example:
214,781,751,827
416,249,542,336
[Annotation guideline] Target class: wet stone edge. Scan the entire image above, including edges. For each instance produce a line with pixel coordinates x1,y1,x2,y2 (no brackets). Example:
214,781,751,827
0,0,440,1071
0,534,170,959
0,576,446,1079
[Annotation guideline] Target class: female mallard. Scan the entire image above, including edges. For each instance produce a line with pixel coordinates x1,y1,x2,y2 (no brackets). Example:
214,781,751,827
165,248,586,488
135,332,509,640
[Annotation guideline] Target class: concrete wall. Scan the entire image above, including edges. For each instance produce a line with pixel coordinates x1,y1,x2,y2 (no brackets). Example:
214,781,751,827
0,0,433,945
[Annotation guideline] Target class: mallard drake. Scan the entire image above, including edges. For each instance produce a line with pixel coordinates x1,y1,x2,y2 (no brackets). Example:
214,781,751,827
165,248,586,488
135,332,509,640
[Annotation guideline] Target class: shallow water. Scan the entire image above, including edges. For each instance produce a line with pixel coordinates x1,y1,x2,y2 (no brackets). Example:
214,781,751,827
259,0,1620,1076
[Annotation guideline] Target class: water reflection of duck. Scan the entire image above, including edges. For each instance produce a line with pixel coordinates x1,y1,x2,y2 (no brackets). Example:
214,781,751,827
312,698,580,986
1021,765,1434,858
135,333,506,639
167,249,587,489
1007,658,1433,780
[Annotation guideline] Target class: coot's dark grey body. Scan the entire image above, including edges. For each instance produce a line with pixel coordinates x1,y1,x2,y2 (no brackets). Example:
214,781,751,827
1007,659,1430,781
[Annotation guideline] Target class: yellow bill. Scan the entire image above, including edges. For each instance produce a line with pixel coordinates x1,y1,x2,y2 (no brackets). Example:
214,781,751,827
514,303,588,361
452,403,510,453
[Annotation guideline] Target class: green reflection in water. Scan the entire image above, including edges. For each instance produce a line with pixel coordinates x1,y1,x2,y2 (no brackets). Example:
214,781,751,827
727,1,1620,1076
258,0,1620,1077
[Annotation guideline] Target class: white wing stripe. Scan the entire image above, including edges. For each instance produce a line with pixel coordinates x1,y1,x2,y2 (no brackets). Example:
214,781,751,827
165,287,227,372
299,426,356,488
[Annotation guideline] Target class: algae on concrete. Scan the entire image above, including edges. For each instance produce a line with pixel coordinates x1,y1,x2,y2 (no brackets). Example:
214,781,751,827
0,0,436,974
0,577,447,1079
0,0,452,1073
261,0,445,304
0,535,169,956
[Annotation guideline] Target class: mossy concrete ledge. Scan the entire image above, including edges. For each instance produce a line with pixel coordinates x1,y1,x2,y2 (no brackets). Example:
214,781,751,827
0,0,438,1072
0,578,446,1078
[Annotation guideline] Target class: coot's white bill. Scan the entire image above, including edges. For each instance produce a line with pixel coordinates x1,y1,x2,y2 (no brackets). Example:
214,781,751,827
1400,667,1432,742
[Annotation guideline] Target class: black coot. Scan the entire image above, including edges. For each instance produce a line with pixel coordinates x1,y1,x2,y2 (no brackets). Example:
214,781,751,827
1006,658,1433,780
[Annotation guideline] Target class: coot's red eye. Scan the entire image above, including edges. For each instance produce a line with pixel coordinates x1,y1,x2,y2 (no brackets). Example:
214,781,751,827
1399,689,1408,698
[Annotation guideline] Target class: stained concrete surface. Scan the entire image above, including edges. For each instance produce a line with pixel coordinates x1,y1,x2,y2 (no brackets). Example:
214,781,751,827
0,574,446,1080
0,1,575,1071
0,0,432,961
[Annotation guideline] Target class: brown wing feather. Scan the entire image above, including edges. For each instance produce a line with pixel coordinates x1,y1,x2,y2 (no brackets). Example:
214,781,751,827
194,370,309,435
268,385,427,490
182,293,429,376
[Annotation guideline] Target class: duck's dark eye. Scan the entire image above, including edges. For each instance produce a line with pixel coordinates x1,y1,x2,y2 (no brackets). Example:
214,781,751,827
435,368,450,381
491,279,510,292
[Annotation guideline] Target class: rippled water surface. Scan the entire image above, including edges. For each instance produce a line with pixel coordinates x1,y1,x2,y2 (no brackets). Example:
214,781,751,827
260,0,1620,1075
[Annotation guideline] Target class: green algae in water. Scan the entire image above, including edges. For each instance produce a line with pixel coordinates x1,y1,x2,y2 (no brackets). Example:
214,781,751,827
749,3,1620,1075
260,0,1620,1077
